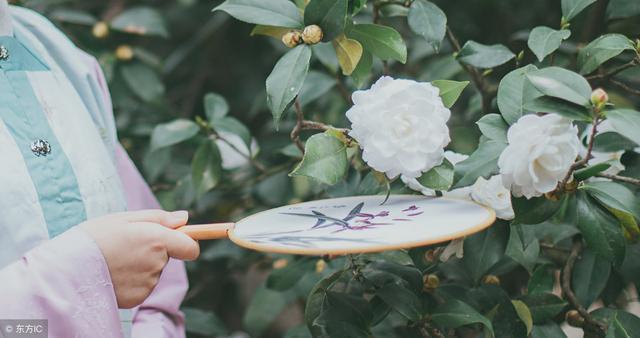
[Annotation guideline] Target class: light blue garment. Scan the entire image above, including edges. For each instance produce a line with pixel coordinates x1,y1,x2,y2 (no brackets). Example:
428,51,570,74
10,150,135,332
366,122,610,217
1,7,130,337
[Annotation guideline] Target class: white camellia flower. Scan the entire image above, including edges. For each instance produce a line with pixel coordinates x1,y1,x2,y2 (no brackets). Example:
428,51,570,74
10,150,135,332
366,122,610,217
499,114,580,199
216,131,259,170
347,76,451,179
471,175,514,220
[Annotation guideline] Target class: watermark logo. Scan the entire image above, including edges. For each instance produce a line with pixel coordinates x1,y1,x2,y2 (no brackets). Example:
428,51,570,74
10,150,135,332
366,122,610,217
0,320,47,338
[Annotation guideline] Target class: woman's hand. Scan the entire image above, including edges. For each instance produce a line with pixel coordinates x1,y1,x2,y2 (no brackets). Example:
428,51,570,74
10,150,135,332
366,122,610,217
78,210,199,309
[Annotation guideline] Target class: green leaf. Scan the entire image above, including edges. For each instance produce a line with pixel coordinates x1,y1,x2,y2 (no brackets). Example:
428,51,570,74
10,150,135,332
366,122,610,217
191,140,222,197
526,67,592,106
120,62,165,102
375,282,422,321
572,249,612,308
528,265,554,295
463,224,508,283
299,71,337,106
111,7,169,37
492,299,529,338
606,109,640,147
577,34,635,74
50,9,97,26
305,270,345,335
524,96,592,121
213,0,303,28
304,0,348,41
476,114,508,142
204,92,229,120
431,300,494,337
574,192,626,264
266,45,312,127
211,116,252,149
150,119,199,151
512,196,563,225
266,257,315,291
333,34,363,76
497,65,539,124
520,293,567,324
456,41,515,69
351,51,373,88
347,24,407,63
290,133,348,185
408,0,447,51
581,181,640,220
527,26,571,62
606,0,640,19
243,286,288,337
531,323,567,338
606,313,636,338
506,225,540,273
592,308,640,337
416,158,453,190
452,140,506,188
432,80,469,108
574,162,612,181
511,300,533,335
182,307,227,336
562,0,597,21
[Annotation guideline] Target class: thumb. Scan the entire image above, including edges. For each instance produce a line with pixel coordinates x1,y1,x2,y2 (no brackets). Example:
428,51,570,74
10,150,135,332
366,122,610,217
110,209,189,229
161,228,200,261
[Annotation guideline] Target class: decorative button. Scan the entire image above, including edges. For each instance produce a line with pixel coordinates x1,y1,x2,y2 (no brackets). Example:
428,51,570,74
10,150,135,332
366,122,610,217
0,45,8,60
31,139,52,157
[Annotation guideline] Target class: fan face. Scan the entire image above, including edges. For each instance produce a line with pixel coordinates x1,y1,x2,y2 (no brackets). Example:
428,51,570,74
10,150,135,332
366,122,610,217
229,195,496,256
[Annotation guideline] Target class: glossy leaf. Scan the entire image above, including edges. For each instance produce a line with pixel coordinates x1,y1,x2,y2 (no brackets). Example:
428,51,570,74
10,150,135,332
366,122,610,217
524,96,592,121
463,224,508,283
150,119,199,151
520,293,567,324
408,0,447,51
299,71,337,106
574,192,626,264
333,34,363,76
266,45,312,127
121,62,165,102
512,196,563,225
304,0,348,41
243,286,288,336
266,258,315,291
562,0,597,21
606,0,640,19
347,24,407,63
431,300,495,337
572,249,611,308
191,140,222,196
416,158,454,191
606,109,640,147
526,67,592,106
511,300,533,335
204,92,229,120
527,26,571,62
476,114,508,142
213,0,303,28
506,225,540,273
452,140,506,188
456,41,515,69
432,80,469,108
581,181,640,220
211,116,252,149
111,7,169,37
497,65,539,124
351,51,373,88
577,34,635,74
531,323,567,338
375,282,422,321
290,133,348,185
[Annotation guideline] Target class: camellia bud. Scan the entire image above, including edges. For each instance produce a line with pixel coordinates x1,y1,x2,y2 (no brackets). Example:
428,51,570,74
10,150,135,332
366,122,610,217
315,259,327,273
281,30,303,48
566,310,585,327
92,21,109,39
302,25,323,45
482,274,500,286
115,45,134,61
590,88,609,109
423,274,440,290
272,258,288,269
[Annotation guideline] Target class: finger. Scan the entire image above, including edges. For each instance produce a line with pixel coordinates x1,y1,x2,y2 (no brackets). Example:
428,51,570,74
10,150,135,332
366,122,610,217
115,209,190,229
161,228,200,261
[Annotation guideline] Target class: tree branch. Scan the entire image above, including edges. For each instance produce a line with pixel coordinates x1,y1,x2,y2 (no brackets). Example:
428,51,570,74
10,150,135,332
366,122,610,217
561,239,607,335
556,118,600,192
291,100,306,153
596,173,640,186
610,78,640,96
586,59,639,81
446,26,494,114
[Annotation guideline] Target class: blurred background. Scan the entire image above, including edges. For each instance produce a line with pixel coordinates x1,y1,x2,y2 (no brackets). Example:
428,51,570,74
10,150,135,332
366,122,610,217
13,0,640,337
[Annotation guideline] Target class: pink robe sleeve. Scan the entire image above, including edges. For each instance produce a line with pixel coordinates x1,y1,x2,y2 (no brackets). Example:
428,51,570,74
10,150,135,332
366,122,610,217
115,144,189,338
0,227,123,337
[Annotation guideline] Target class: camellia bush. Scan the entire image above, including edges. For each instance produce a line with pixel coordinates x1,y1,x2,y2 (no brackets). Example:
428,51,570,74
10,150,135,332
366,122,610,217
24,0,640,337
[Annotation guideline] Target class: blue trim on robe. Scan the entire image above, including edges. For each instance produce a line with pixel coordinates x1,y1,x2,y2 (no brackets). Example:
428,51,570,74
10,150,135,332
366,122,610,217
0,34,87,238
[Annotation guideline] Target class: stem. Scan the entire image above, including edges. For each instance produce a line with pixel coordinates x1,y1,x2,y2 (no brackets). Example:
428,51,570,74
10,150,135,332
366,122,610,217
561,239,607,335
610,78,640,96
556,118,600,192
596,173,640,186
446,26,494,114
586,59,638,81
291,100,305,153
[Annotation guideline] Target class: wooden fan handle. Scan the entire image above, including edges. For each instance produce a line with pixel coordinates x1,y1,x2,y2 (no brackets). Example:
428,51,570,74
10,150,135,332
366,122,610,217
176,223,234,240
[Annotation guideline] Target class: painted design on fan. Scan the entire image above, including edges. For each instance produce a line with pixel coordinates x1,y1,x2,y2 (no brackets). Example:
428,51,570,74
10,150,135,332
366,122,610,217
280,202,424,233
